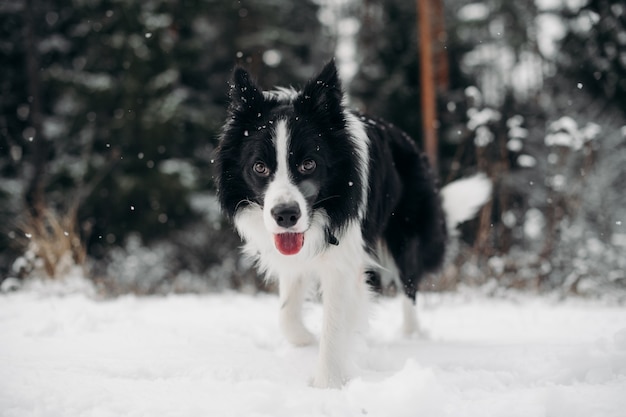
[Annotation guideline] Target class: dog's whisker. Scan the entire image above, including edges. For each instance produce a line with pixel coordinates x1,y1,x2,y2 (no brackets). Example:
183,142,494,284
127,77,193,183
234,198,256,212
312,195,341,207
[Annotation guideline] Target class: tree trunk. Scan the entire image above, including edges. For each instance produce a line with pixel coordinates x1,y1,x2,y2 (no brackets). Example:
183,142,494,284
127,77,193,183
417,0,438,171
432,0,449,92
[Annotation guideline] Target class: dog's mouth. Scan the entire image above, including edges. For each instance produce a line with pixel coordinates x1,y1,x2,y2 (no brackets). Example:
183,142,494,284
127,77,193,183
274,232,305,255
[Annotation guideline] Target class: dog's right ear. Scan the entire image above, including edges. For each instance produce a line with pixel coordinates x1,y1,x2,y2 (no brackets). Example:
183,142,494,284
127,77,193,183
229,67,264,114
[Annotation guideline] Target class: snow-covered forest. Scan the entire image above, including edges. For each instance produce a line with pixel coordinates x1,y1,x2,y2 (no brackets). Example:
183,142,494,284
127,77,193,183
1,0,625,296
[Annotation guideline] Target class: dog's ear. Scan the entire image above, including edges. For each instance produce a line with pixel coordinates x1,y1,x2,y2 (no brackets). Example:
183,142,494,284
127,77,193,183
229,67,264,114
296,59,344,122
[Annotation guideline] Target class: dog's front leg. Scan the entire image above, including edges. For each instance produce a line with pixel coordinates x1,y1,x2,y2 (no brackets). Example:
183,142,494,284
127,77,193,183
311,269,351,388
312,258,368,389
279,275,315,346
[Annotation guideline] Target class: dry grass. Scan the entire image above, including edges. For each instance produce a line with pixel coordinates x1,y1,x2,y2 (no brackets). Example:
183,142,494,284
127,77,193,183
18,208,86,279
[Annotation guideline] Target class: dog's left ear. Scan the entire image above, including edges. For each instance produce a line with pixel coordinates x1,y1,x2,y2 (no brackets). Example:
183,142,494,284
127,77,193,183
296,59,344,121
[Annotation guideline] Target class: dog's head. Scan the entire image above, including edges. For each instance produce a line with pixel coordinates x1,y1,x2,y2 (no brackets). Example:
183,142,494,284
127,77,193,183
216,61,367,256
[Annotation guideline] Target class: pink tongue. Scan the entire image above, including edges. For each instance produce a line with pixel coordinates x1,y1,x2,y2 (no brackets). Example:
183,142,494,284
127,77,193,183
274,233,304,255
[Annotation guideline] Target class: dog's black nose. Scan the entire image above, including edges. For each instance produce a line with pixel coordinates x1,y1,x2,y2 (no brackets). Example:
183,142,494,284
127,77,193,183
271,203,301,228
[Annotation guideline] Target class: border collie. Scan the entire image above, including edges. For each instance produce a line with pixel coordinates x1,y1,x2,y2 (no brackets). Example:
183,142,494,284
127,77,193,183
216,60,491,388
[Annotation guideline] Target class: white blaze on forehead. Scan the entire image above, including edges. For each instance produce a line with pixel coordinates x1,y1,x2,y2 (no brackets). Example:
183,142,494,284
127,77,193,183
273,119,291,184
263,119,309,234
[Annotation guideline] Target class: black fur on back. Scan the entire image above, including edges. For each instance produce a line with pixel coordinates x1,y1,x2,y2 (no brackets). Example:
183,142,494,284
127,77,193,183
360,115,447,299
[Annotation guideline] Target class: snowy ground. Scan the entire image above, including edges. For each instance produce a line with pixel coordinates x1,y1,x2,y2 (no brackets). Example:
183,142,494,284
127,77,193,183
2,283,626,417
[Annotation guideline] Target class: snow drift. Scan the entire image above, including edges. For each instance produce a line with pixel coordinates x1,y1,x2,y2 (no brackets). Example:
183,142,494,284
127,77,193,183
1,284,625,417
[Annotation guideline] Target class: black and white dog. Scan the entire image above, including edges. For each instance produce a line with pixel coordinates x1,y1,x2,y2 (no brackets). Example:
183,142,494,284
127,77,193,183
216,60,491,388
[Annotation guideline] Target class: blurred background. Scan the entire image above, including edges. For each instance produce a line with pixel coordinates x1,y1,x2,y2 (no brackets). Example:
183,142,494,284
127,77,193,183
1,0,625,297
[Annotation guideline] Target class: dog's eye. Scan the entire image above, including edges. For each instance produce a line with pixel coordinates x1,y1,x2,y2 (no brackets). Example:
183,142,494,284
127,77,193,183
253,161,270,177
298,159,316,175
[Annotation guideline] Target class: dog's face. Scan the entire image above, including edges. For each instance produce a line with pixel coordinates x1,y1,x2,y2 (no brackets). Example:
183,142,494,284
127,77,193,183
217,61,364,256
239,115,326,255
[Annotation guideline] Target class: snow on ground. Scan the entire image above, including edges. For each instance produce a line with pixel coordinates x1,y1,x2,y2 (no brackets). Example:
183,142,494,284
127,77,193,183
2,284,626,417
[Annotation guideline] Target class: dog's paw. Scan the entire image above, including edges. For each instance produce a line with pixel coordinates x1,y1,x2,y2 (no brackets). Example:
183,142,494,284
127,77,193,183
283,325,316,346
310,370,346,389
402,325,431,340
